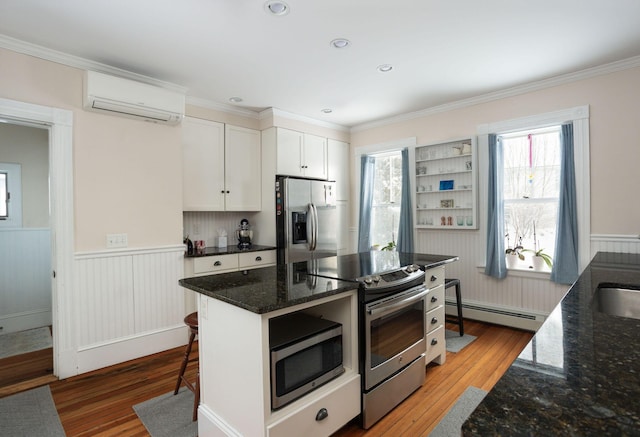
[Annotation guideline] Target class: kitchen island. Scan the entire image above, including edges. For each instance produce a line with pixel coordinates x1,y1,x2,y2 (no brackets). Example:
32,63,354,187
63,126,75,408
179,252,457,437
463,252,640,435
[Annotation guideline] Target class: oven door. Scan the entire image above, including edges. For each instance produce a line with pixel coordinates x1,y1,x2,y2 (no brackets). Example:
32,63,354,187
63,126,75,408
364,285,428,390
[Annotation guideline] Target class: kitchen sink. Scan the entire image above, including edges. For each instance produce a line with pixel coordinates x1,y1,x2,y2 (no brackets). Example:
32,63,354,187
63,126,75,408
593,284,640,320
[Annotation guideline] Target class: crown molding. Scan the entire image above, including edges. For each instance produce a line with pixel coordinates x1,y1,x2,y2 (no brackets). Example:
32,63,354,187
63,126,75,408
260,107,349,132
0,34,188,93
351,55,640,133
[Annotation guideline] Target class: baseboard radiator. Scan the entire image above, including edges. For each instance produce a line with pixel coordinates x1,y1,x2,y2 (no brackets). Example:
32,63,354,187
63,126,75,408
445,298,545,332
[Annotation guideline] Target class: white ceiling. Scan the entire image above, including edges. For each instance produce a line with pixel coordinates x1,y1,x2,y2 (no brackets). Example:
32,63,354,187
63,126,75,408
2,0,640,128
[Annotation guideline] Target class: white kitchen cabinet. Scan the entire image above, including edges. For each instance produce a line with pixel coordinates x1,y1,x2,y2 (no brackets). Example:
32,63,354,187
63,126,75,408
328,138,350,201
182,117,261,211
182,117,225,211
274,127,327,179
197,290,360,436
424,265,446,365
225,124,262,211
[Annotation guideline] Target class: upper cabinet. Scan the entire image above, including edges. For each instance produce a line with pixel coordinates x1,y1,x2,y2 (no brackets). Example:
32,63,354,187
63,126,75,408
275,127,327,179
182,117,261,212
328,139,350,201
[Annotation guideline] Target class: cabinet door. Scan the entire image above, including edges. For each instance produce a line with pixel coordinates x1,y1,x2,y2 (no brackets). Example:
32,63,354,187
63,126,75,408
182,117,225,211
276,128,304,176
328,139,349,200
225,125,261,211
303,133,328,179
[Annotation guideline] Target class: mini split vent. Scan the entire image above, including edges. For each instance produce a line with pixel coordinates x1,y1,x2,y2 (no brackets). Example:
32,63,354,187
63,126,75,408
83,71,185,125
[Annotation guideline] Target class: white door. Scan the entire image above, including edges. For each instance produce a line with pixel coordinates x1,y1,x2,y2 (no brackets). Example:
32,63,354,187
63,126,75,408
303,133,327,179
276,128,303,176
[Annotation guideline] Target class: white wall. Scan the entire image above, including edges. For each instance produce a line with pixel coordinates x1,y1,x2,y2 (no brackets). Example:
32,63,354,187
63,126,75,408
350,63,640,323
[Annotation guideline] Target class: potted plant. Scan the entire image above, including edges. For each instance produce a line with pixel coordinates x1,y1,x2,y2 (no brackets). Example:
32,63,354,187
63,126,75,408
523,248,553,270
381,241,397,251
505,233,524,269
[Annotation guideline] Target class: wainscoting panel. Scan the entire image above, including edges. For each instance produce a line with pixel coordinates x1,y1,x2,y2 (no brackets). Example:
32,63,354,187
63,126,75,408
0,228,52,333
74,245,186,374
132,250,185,333
416,229,566,328
591,234,640,255
75,254,135,348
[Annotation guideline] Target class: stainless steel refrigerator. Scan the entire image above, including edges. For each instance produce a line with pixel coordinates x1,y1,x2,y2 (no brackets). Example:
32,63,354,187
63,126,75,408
275,176,337,264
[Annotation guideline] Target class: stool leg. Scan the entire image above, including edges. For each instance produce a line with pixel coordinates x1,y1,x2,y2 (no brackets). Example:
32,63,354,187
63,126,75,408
455,282,464,336
192,371,200,421
174,330,196,395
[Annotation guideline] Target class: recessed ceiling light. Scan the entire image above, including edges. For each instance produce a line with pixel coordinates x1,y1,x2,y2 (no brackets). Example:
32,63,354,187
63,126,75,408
264,1,289,16
229,97,243,103
377,64,393,73
321,109,333,114
331,38,351,49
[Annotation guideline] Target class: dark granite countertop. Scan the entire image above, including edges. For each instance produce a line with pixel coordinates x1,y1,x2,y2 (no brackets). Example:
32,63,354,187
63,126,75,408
184,244,276,258
179,252,458,314
463,252,640,436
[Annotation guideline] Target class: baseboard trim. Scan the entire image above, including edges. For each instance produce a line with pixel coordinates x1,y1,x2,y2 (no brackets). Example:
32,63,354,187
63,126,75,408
0,309,52,334
445,298,544,331
76,325,188,374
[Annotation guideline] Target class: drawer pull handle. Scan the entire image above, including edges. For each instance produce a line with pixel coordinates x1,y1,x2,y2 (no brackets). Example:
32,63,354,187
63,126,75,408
315,407,328,421
431,296,438,303
431,317,438,325
214,261,222,266
431,338,438,346
430,275,438,282
255,256,262,261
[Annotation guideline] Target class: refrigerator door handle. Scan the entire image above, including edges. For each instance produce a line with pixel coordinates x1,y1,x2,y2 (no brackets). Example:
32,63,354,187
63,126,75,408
308,203,318,251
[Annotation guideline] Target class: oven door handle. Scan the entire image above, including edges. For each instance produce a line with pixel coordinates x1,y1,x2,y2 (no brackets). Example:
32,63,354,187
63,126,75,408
367,287,428,317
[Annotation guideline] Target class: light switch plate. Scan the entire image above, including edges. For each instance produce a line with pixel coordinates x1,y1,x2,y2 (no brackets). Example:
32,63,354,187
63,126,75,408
106,233,128,248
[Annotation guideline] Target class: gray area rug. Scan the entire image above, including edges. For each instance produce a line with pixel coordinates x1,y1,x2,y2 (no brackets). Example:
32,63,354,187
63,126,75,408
445,329,477,353
0,385,66,437
429,386,487,437
0,327,52,359
133,388,198,437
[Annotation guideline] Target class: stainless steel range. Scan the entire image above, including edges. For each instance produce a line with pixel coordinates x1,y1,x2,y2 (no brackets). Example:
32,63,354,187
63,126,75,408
305,251,428,429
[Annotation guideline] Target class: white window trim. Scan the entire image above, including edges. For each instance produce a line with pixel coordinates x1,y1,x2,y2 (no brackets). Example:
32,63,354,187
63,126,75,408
477,105,591,274
0,162,23,228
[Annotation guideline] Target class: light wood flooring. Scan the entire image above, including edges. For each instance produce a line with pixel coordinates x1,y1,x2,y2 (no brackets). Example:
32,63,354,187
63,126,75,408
0,319,532,436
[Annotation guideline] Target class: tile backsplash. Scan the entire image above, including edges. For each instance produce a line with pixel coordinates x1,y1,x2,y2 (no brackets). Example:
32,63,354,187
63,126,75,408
183,211,261,248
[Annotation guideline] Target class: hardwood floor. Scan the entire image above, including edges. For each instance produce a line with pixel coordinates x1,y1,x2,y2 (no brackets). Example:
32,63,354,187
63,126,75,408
1,320,531,436
0,347,56,397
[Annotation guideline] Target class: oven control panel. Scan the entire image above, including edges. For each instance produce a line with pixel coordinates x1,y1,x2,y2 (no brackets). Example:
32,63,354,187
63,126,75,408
358,264,425,292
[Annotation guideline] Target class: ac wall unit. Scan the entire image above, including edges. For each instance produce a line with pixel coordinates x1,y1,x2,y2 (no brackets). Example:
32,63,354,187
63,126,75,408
83,71,185,125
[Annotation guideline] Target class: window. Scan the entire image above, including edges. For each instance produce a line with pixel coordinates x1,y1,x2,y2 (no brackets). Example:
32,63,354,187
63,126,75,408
371,152,402,248
502,127,561,268
0,172,7,219
0,163,22,228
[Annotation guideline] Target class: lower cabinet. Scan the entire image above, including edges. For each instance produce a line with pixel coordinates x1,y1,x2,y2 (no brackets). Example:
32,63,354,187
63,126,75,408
197,290,360,436
267,374,360,437
425,266,446,365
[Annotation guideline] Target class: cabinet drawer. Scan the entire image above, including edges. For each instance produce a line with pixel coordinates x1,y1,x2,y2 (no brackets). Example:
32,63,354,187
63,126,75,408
426,324,445,363
424,265,445,289
238,250,276,269
193,254,239,274
268,374,361,437
426,306,445,333
427,284,444,312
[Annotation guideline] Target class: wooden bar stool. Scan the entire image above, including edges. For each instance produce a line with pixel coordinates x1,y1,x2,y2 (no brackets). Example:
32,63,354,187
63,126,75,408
174,311,200,421
444,278,464,336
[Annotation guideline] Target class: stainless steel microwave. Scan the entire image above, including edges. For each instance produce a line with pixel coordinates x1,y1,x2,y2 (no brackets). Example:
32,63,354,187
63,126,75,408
269,312,344,409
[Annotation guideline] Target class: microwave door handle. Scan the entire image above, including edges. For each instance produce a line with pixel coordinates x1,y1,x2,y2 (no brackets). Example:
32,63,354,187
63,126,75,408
367,288,429,317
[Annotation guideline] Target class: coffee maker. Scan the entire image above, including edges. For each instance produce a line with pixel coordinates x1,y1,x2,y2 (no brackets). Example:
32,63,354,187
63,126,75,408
236,218,253,249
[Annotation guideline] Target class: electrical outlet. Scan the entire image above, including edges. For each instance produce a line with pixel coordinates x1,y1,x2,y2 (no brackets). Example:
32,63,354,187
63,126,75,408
106,233,128,248
193,223,200,235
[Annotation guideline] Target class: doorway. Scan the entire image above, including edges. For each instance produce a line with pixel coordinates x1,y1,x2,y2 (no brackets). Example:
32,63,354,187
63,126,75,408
0,97,75,383
0,123,53,393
